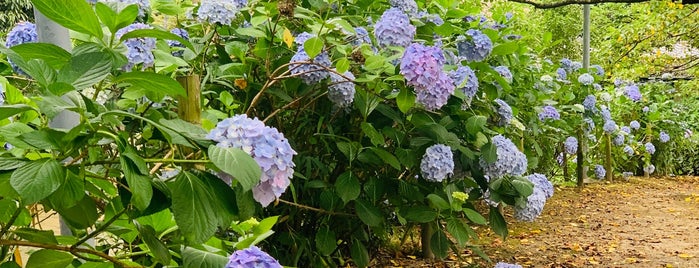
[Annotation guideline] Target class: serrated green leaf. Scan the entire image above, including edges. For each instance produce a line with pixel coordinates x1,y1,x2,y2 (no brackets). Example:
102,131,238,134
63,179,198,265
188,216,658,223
208,145,261,192
335,172,360,203
463,208,487,225
446,218,470,246
355,199,383,227
489,206,508,239
315,227,337,256
10,159,64,204
303,37,324,59
401,206,437,223
26,249,73,268
114,71,186,98
31,0,103,38
430,229,449,259
350,239,369,268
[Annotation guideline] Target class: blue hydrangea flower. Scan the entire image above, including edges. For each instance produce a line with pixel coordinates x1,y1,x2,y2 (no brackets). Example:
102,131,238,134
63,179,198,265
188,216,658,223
644,164,655,174
556,68,567,81
593,83,602,91
494,262,523,268
328,71,356,108
480,135,528,178
420,144,454,182
389,0,418,15
577,73,594,85
416,12,444,25
374,8,415,48
571,61,583,72
614,78,624,87
207,115,297,207
600,105,612,122
560,58,572,70
400,43,454,110
4,22,37,75
625,84,642,101
583,95,596,111
494,99,513,126
294,32,315,46
659,131,670,143
289,47,332,85
449,65,479,99
613,134,625,146
642,106,649,113
514,188,546,222
594,165,606,179
99,0,150,18
603,120,618,134
116,23,156,71
168,28,189,57
591,64,604,76
564,136,578,155
456,29,493,62
630,120,641,130
415,73,454,111
623,145,634,156
226,246,282,268
584,118,595,133
494,65,513,83
505,12,514,20
198,0,245,25
645,142,656,154
538,105,560,121
620,126,631,134
351,27,372,46
526,173,554,199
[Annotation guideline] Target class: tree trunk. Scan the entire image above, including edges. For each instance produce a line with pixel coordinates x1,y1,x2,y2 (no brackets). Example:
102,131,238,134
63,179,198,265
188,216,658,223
576,129,586,188
605,134,613,181
421,223,434,259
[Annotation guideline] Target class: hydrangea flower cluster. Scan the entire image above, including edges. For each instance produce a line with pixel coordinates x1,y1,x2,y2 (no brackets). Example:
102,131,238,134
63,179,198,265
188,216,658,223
583,95,596,111
389,0,418,15
540,75,553,83
538,105,560,121
556,68,567,81
198,0,245,25
480,135,527,178
591,64,604,76
600,105,612,122
494,99,513,126
374,8,415,48
514,187,547,222
116,23,156,71
4,22,37,74
564,137,578,155
584,118,595,133
526,173,554,199
449,65,479,100
456,29,493,62
494,66,513,83
613,134,625,146
494,262,523,268
168,28,189,57
420,144,454,182
659,131,670,143
644,164,656,175
625,84,642,101
603,120,618,134
560,58,573,71
594,164,606,179
593,83,602,91
577,73,594,85
630,120,641,130
327,71,356,108
225,246,282,268
289,34,332,85
207,114,297,207
294,32,314,45
645,142,656,154
623,145,634,156
620,126,631,134
350,27,372,46
100,0,150,18
599,92,611,102
400,43,454,110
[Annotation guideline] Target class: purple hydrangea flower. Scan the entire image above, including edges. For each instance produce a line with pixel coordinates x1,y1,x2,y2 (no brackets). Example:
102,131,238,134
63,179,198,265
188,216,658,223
556,68,567,81
198,0,245,25
494,65,513,83
630,120,641,130
600,106,612,122
374,8,416,48
449,65,479,100
289,47,332,85
207,115,297,207
659,131,670,143
389,0,418,15
583,95,596,111
168,28,189,57
603,120,618,134
593,83,602,91
479,135,528,178
594,165,606,179
400,43,454,110
564,137,578,155
614,78,624,87
416,11,444,25
351,27,372,46
560,58,573,71
116,23,156,71
578,73,594,85
456,29,493,62
226,246,282,268
620,126,631,134
494,99,513,126
505,12,514,21
514,188,546,222
328,71,356,108
613,134,625,146
642,106,649,113
415,73,454,110
494,262,523,268
591,64,604,76
420,144,454,182
584,118,595,133
538,105,560,121
623,145,634,156
526,173,554,199
645,142,656,154
644,164,655,174
4,22,37,75
571,61,583,72
625,84,642,101
294,32,315,45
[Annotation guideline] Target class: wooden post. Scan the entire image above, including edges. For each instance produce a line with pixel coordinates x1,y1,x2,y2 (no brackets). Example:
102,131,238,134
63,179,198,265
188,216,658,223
605,134,613,181
576,129,586,188
177,75,201,124
562,143,569,181
421,223,434,259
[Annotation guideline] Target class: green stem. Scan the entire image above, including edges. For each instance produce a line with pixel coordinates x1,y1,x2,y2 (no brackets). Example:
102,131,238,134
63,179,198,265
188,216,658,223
0,206,22,238
72,208,127,250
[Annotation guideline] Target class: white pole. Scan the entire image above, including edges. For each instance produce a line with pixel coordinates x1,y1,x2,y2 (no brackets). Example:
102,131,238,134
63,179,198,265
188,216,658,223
582,5,591,69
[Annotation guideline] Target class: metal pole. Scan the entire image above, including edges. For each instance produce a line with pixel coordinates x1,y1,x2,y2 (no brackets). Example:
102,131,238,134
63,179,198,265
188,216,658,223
582,5,591,69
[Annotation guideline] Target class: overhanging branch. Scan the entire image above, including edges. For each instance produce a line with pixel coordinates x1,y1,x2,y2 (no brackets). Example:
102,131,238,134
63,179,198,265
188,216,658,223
508,0,650,9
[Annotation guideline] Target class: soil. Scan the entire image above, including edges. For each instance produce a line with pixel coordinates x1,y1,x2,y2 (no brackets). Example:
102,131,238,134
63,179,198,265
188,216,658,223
380,176,699,267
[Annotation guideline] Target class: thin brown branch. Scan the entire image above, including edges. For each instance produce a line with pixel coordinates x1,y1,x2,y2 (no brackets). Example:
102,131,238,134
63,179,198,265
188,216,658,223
0,239,136,267
277,199,356,217
508,0,649,8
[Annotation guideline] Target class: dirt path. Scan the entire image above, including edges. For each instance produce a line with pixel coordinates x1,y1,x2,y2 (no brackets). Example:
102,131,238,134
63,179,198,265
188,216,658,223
477,176,699,267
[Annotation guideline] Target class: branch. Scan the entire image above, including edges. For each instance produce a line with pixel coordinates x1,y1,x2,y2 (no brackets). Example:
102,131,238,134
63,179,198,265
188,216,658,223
508,0,649,9
0,239,135,267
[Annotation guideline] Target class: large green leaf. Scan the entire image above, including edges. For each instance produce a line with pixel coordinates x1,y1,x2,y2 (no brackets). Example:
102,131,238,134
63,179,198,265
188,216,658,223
463,208,487,225
0,105,37,120
25,249,73,268
181,247,228,268
397,87,415,114
368,148,400,170
47,170,85,209
400,206,437,223
489,206,508,239
120,29,194,52
55,195,98,229
303,37,323,59
13,228,58,244
135,222,171,265
120,154,153,211
169,172,229,244
446,218,470,246
31,0,103,38
430,229,449,259
315,227,337,256
10,159,64,204
114,71,187,98
354,199,383,227
208,145,261,192
10,43,71,70
350,239,369,268
360,122,384,146
56,52,113,93
335,172,360,203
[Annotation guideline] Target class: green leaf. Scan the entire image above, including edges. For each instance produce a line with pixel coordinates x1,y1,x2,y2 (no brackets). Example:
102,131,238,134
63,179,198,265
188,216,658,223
18,129,65,151
354,199,383,227
208,145,261,192
430,229,450,259
335,172,360,203
181,247,228,268
31,0,103,38
0,158,27,171
350,239,369,268
401,206,437,223
481,142,497,164
10,159,65,204
315,227,337,256
14,228,58,244
120,29,194,52
463,208,487,225
0,172,19,199
491,42,519,56
336,57,350,73
360,122,384,146
169,172,226,244
114,71,187,98
426,194,450,210
25,249,73,268
465,115,487,135
363,55,386,71
489,206,508,239
0,104,36,120
368,148,400,170
56,52,113,92
303,37,324,59
95,3,118,33
55,195,98,229
252,216,279,235
47,170,84,209
397,88,415,114
135,222,171,265
0,199,19,224
511,178,534,197
10,43,71,70
120,154,153,211
446,218,470,246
